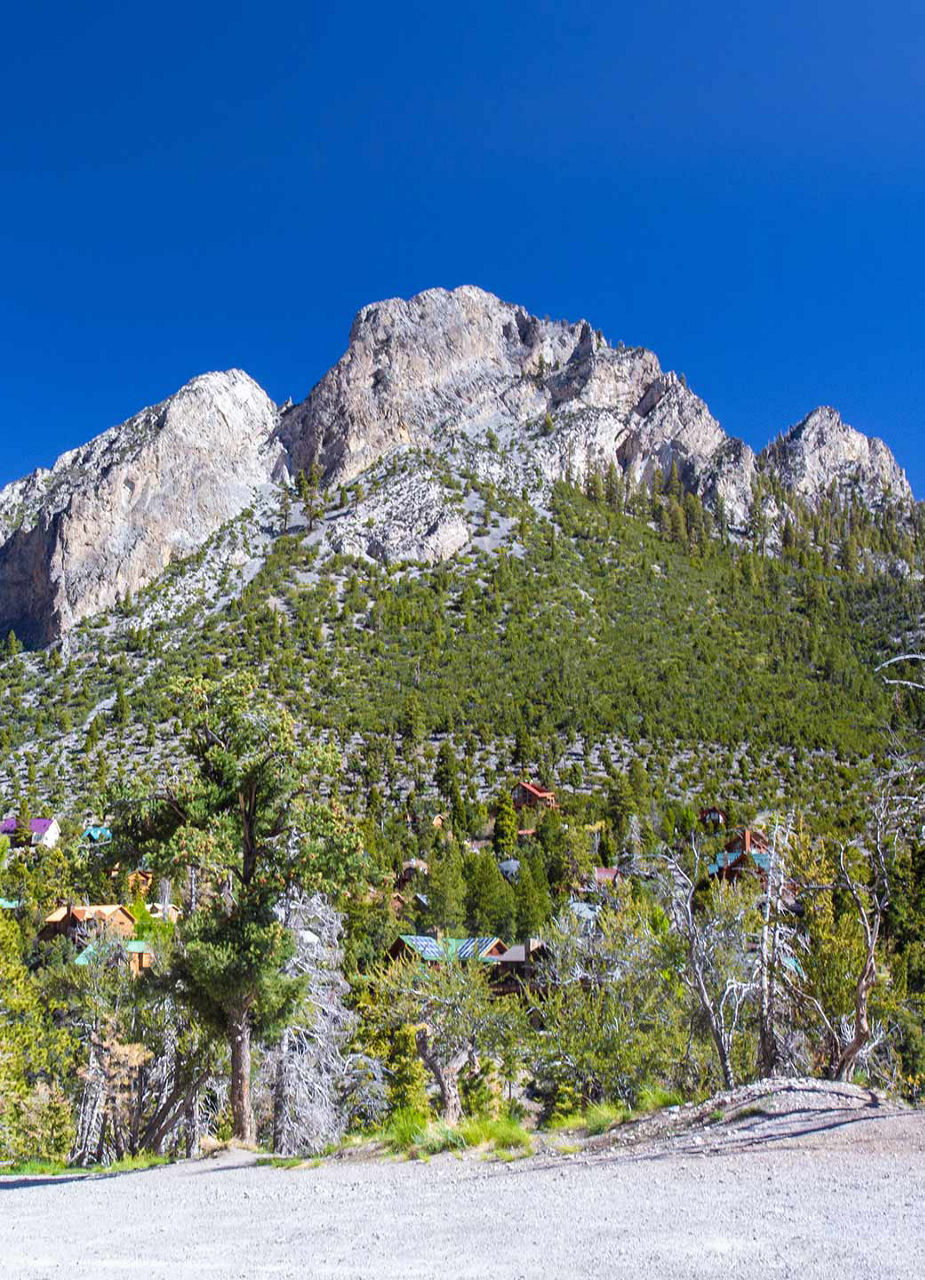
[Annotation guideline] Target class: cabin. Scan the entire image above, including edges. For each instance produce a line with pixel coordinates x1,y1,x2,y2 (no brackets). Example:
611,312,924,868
40,904,136,944
395,859,429,890
74,938,155,977
388,935,507,964
498,857,521,884
709,829,771,882
81,825,113,845
699,806,728,830
592,866,620,890
389,890,429,917
0,817,61,850
511,782,558,813
148,902,181,923
108,866,154,896
569,899,601,927
490,938,549,993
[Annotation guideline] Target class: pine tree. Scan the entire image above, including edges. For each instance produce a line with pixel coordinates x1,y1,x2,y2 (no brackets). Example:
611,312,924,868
121,674,363,1143
493,789,518,857
464,850,515,938
426,845,466,933
514,861,546,939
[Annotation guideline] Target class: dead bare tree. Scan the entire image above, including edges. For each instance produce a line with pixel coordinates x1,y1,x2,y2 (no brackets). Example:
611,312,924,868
68,931,218,1166
756,816,802,1077
263,892,385,1155
652,836,760,1090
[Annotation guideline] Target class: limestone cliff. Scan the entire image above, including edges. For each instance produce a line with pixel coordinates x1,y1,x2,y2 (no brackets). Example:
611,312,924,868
0,287,914,645
0,370,282,645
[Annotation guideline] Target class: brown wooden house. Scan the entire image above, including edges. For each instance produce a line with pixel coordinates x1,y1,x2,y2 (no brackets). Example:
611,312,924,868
40,904,137,944
512,781,558,813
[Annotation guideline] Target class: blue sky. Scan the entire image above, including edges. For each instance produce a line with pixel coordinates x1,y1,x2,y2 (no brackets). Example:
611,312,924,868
1,1,923,492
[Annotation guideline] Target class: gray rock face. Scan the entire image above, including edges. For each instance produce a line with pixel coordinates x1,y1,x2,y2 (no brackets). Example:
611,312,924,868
329,469,470,566
0,370,282,645
0,287,914,646
761,406,912,509
278,287,760,527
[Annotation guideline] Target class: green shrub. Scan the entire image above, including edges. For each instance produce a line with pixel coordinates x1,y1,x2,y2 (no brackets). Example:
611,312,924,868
636,1085,684,1113
584,1102,628,1136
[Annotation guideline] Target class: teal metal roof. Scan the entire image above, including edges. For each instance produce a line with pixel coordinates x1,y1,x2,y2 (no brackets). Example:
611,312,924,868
0,897,21,909
81,826,113,843
74,939,153,965
398,935,501,961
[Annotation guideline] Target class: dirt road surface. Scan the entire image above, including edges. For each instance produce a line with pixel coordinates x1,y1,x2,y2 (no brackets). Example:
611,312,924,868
1,1084,922,1279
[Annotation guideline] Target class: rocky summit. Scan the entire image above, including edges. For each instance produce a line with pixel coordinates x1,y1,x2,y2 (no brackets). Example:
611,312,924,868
0,370,283,647
0,286,914,645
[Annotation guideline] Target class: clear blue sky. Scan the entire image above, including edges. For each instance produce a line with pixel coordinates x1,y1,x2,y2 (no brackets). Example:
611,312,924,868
2,1,924,492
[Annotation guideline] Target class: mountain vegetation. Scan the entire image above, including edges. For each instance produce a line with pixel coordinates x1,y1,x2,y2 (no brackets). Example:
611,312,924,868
1,287,924,1166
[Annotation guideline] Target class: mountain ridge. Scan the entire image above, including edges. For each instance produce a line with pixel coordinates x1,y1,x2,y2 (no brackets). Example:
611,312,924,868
0,285,916,645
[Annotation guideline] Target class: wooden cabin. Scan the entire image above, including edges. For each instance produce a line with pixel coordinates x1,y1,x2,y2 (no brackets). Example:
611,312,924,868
512,781,558,813
40,903,136,944
387,935,507,964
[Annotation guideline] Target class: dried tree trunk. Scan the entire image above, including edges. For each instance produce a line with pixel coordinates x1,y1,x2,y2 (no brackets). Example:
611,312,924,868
758,839,787,1077
832,952,877,1081
229,1009,255,1143
272,1028,292,1154
690,960,736,1090
415,1028,465,1124
185,1089,201,1158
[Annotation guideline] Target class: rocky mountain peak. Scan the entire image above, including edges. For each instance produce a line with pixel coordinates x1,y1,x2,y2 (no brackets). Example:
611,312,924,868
0,286,916,647
277,286,760,529
0,369,283,646
762,406,912,508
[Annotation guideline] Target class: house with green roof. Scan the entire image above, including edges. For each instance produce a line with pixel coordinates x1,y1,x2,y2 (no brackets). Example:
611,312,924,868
387,935,507,964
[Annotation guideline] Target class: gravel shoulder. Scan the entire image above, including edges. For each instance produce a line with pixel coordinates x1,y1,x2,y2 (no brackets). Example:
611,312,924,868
1,1082,922,1280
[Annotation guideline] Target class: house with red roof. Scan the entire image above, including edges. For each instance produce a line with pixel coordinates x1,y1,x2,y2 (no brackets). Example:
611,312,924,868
512,781,558,813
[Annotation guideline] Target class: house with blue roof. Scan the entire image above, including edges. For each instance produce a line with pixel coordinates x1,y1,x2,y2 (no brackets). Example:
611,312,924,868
388,935,507,964
81,825,113,845
708,829,771,881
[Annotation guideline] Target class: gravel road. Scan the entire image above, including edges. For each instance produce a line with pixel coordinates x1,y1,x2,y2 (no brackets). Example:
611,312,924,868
1,1087,922,1279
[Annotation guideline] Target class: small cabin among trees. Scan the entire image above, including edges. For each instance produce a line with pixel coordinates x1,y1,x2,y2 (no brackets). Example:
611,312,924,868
699,806,728,830
512,781,558,813
0,817,61,849
388,935,507,964
708,828,771,881
40,904,137,944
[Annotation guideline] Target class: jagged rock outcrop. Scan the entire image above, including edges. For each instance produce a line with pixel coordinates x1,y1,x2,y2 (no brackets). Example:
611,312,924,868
278,286,759,526
0,371,282,646
0,286,915,647
328,469,469,566
762,406,912,509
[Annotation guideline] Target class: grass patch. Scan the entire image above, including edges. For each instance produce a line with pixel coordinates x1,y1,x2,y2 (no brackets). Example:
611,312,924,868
636,1086,684,1114
584,1103,629,1136
256,1155,305,1169
544,1111,585,1133
0,1152,171,1178
379,1109,532,1160
0,1159,67,1177
459,1116,532,1153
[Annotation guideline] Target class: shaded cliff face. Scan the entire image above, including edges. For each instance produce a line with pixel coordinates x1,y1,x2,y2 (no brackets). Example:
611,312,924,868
0,370,282,646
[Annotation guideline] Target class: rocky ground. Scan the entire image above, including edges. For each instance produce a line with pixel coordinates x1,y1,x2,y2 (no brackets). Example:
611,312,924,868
1,1082,922,1278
